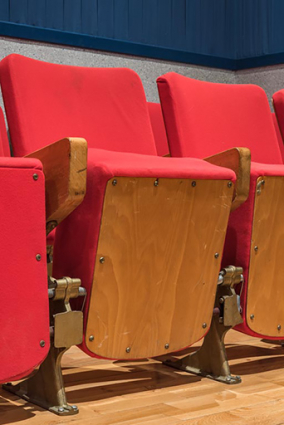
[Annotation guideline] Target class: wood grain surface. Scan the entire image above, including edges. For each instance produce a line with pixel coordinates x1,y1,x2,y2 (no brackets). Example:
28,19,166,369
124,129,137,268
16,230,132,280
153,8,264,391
86,177,233,359
247,176,284,337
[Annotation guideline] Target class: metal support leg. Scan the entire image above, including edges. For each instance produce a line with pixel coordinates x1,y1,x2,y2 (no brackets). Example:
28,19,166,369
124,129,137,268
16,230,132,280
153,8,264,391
3,276,86,415
3,346,77,415
164,266,243,384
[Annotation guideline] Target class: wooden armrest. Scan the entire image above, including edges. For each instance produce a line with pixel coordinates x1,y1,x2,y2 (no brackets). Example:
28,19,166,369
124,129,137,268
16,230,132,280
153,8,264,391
204,147,251,211
25,137,87,234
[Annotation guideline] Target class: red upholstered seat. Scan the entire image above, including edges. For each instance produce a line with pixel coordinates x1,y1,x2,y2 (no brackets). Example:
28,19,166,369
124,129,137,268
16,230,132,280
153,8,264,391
147,102,169,156
0,55,236,360
272,92,284,162
157,72,284,339
0,157,49,383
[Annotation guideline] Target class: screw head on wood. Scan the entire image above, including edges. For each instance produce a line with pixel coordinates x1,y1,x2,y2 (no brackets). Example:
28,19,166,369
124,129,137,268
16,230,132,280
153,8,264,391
250,314,254,320
254,246,258,252
192,181,196,187
99,257,105,264
214,253,219,259
227,181,232,188
154,179,159,187
278,324,282,331
112,179,117,186
202,323,207,329
89,335,94,342
165,343,169,349
126,347,131,353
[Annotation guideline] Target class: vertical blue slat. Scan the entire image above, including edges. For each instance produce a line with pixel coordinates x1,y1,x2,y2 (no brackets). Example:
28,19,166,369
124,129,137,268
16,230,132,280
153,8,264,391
10,0,28,24
143,0,158,45
157,0,171,47
82,0,98,36
0,0,9,22
45,0,64,30
186,0,201,54
63,0,82,33
171,0,186,50
128,0,143,42
114,0,128,40
27,0,46,27
98,0,114,39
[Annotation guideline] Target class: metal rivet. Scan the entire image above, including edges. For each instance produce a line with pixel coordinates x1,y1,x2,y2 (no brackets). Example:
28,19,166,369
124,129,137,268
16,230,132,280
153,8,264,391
154,179,159,187
254,246,258,252
227,181,233,188
219,317,224,324
192,181,196,187
261,180,265,186
250,314,254,320
219,297,224,304
278,325,282,331
226,376,232,382
33,173,38,181
72,405,78,411
112,179,117,186
99,257,105,264
126,347,131,353
214,253,219,259
89,335,94,342
202,323,207,329
40,340,45,347
165,343,169,349
58,407,65,413
36,254,41,261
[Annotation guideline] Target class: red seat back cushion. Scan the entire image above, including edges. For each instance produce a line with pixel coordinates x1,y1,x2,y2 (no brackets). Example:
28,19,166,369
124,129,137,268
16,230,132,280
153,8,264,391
271,112,284,163
157,73,282,164
0,54,157,157
0,107,10,157
147,102,169,156
0,158,49,382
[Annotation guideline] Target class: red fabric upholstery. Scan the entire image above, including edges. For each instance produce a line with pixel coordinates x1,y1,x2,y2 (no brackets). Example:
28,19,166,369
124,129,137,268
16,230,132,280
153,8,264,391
0,54,157,157
272,91,284,162
0,108,10,157
53,148,235,358
157,73,282,164
157,73,284,339
147,102,169,156
0,158,49,383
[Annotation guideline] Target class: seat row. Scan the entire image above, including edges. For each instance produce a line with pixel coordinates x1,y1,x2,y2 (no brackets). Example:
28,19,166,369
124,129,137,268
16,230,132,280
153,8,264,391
1,54,284,415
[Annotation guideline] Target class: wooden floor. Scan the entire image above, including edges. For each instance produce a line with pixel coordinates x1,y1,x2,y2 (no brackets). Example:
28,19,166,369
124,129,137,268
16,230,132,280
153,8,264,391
2,330,284,425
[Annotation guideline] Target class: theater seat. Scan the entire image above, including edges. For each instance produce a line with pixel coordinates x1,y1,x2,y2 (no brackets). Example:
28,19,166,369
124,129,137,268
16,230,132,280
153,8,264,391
0,157,50,383
271,92,284,162
0,54,242,412
157,73,284,348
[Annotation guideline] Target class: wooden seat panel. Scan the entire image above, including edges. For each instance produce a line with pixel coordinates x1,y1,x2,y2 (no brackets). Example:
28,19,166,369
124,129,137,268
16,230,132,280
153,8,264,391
86,177,233,358
247,176,284,337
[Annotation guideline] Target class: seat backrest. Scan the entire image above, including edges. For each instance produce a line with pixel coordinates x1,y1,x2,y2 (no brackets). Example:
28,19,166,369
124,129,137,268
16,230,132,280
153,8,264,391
0,107,10,157
157,72,282,164
0,54,157,157
147,102,169,156
271,111,284,162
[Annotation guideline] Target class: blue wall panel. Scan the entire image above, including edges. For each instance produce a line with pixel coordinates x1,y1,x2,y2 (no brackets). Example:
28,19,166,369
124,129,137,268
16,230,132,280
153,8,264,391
45,0,64,30
1,0,284,69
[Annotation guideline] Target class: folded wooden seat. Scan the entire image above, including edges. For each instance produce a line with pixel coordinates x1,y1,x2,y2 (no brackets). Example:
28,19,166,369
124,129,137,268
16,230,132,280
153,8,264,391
0,54,242,414
157,73,284,377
